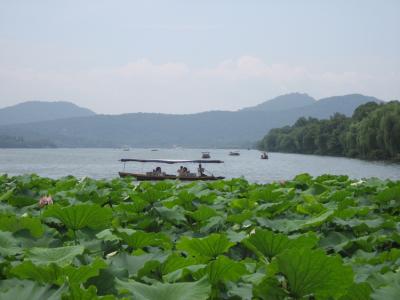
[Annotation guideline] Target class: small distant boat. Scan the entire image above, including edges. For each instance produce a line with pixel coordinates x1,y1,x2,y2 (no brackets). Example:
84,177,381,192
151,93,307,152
229,151,240,156
122,146,130,151
202,152,211,159
151,149,158,152
261,152,269,159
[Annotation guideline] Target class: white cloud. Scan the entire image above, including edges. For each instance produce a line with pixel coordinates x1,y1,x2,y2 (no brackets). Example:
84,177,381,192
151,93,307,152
0,56,399,113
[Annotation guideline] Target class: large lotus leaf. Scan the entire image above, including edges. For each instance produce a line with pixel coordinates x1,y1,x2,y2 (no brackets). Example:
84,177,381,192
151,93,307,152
199,216,226,234
226,229,247,243
253,276,288,300
163,190,197,209
369,271,400,300
226,282,253,300
86,267,128,296
135,187,168,204
230,198,257,210
248,186,285,203
116,228,172,249
333,217,384,231
154,205,187,225
176,233,235,259
116,199,149,214
375,185,400,203
25,245,84,266
227,210,254,224
276,248,354,299
110,251,169,277
116,277,211,300
161,253,199,275
0,213,44,237
8,195,38,208
0,188,14,202
0,279,65,300
43,204,112,231
163,264,206,283
371,281,400,300
340,282,373,300
63,284,116,300
194,255,248,285
319,231,354,252
10,257,106,285
191,205,219,222
257,209,335,233
243,229,318,259
0,231,21,257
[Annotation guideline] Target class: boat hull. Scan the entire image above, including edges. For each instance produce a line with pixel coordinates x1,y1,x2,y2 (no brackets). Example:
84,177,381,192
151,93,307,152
118,172,224,181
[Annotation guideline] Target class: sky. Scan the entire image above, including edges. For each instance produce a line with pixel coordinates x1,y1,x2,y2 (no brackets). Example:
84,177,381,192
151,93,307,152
0,0,399,114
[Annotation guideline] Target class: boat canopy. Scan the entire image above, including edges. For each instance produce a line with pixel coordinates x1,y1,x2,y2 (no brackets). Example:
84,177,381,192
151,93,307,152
120,158,224,164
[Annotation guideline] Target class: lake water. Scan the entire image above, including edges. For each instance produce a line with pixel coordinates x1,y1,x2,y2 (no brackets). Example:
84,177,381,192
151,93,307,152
0,148,399,183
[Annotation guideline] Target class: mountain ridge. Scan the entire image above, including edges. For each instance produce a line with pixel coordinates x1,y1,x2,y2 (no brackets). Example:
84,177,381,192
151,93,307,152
0,93,383,148
0,100,96,126
241,92,316,112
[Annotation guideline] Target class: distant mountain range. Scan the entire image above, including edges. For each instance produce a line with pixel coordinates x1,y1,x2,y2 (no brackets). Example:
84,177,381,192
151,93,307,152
0,94,383,148
0,101,95,126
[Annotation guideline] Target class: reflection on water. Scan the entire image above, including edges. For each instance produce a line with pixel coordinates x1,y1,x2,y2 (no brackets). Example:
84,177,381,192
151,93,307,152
1,148,399,183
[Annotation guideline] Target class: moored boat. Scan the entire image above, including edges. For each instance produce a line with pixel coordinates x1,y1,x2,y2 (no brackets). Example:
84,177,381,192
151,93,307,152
229,151,240,156
201,152,211,159
119,158,224,181
118,172,224,181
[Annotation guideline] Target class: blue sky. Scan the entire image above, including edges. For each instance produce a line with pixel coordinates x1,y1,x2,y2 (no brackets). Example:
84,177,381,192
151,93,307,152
0,0,399,113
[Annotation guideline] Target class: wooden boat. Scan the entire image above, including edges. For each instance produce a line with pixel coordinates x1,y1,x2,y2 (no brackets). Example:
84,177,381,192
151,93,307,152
229,151,240,156
119,158,225,181
201,152,211,159
119,172,224,181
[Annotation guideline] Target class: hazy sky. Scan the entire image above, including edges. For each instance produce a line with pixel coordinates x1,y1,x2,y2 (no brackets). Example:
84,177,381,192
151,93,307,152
0,0,399,114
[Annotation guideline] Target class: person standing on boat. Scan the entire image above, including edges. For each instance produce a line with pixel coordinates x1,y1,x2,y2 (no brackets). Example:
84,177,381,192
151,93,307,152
198,163,205,176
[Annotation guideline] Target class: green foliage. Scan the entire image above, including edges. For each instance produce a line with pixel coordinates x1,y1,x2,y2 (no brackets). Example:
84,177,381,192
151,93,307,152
0,279,65,300
259,101,400,160
0,173,399,298
0,231,21,257
0,213,44,237
115,277,211,300
177,233,235,259
277,248,354,299
243,229,317,259
10,257,107,285
43,204,112,231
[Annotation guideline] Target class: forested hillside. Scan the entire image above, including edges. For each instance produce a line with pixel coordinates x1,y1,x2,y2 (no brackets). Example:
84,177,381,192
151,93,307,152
258,101,400,161
0,135,56,148
0,94,380,148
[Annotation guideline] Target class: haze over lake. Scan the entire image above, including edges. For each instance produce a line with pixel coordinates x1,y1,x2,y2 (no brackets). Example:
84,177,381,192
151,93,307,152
1,148,399,183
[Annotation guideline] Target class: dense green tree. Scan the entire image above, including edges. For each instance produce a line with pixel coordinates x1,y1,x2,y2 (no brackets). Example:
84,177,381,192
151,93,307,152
258,101,400,161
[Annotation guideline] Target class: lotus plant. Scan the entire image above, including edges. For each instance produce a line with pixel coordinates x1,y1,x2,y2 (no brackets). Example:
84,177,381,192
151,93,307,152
39,195,53,208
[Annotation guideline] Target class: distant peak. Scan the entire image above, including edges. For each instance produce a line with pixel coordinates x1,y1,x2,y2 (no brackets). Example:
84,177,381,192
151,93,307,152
0,100,96,126
241,92,316,112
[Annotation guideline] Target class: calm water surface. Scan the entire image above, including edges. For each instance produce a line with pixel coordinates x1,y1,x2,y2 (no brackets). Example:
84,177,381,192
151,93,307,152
0,148,399,183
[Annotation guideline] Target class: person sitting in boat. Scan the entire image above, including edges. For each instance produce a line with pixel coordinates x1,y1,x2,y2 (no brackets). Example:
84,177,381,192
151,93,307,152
198,163,205,176
155,166,162,175
177,166,184,176
182,167,189,176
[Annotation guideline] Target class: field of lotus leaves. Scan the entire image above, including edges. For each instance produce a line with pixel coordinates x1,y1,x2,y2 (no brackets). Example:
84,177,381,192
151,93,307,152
0,173,399,299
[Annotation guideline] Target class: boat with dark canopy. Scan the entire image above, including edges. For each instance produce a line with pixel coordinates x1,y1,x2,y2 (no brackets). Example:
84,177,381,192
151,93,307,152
119,158,225,181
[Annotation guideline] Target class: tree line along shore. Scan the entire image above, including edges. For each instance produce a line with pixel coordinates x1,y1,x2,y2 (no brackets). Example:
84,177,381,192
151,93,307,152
258,101,400,161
